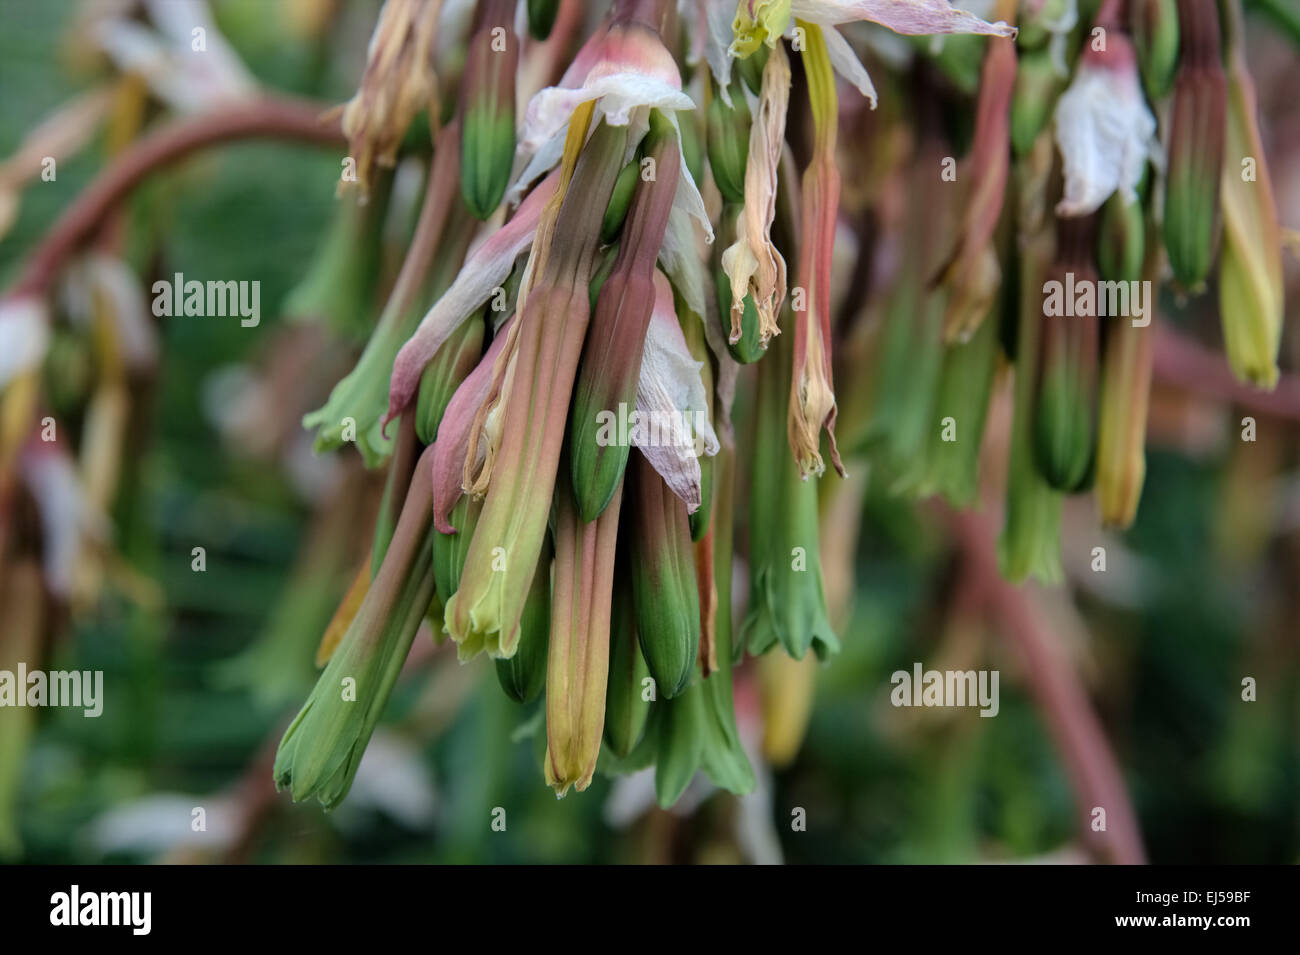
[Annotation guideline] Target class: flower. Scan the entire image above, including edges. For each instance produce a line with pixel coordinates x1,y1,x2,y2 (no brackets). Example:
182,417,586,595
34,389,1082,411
718,44,791,350
1053,34,1158,217
336,0,441,196
274,445,438,809
726,0,1017,97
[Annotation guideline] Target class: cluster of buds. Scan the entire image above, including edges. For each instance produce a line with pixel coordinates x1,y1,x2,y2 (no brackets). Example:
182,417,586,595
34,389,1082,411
0,0,1287,836
262,0,1289,811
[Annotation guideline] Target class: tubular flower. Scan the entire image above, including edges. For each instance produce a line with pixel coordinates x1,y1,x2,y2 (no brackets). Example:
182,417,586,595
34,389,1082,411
459,0,518,220
545,470,624,796
1162,0,1226,289
933,28,1016,341
787,21,844,480
1217,0,1284,389
274,445,438,809
444,109,627,661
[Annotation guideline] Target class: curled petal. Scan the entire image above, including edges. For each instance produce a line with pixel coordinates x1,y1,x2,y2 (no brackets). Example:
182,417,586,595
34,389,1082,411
510,15,710,245
789,0,1017,37
820,25,877,106
701,0,740,101
720,44,790,347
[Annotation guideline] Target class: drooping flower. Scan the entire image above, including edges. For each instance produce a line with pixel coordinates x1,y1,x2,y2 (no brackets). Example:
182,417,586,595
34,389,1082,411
1053,33,1158,217
335,0,442,196
1162,0,1227,290
933,30,1016,341
1217,0,1283,389
545,467,624,796
786,21,844,480
274,445,439,810
718,43,790,350
443,110,628,661
459,0,518,219
569,110,682,521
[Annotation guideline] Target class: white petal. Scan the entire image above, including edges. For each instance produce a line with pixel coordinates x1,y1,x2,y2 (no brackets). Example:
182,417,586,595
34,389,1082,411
20,444,106,597
700,0,738,102
1053,52,1156,217
0,296,50,388
791,0,1018,36
634,272,720,513
821,26,878,106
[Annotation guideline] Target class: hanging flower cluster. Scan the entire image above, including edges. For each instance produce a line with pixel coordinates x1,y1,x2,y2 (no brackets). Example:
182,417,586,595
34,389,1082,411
262,0,1290,808
6,0,1280,815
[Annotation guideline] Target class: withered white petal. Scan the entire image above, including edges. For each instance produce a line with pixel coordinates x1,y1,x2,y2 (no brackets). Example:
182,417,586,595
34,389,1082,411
1053,53,1157,217
634,272,719,513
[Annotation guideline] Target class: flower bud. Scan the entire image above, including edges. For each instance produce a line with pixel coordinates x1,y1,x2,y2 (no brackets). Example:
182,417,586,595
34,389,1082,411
1011,49,1065,157
743,315,838,660
1097,186,1147,284
999,146,1063,583
275,446,438,809
1033,216,1099,492
1131,0,1180,100
432,495,479,601
545,474,623,796
600,158,641,244
603,570,651,757
708,78,752,204
569,112,680,522
460,0,518,220
1217,0,1284,389
1163,0,1226,290
920,305,1000,507
629,451,700,699
1097,233,1154,529
650,646,754,808
415,312,485,444
759,651,817,768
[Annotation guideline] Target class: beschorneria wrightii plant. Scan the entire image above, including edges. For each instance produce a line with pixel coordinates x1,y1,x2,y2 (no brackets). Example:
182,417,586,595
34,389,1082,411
268,0,1286,808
